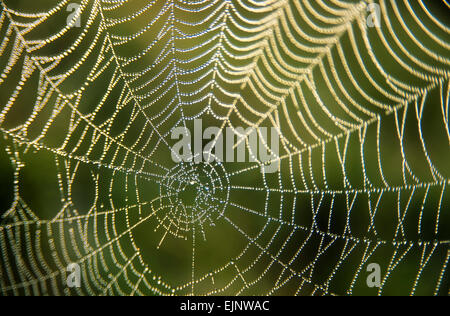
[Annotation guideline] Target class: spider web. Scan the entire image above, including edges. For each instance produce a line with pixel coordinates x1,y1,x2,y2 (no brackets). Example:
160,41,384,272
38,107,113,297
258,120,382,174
0,0,449,296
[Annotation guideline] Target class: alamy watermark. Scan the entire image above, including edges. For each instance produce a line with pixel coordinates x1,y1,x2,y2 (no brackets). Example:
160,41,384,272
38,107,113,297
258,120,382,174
67,3,82,28
366,263,382,288
171,120,280,174
67,263,81,288
366,3,381,28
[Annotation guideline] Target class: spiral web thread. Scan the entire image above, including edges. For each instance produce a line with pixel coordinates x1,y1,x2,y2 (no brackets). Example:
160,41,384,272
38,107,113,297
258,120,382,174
0,0,449,296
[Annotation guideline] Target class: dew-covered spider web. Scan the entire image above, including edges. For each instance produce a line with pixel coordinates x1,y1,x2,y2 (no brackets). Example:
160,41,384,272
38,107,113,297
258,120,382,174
0,0,449,296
